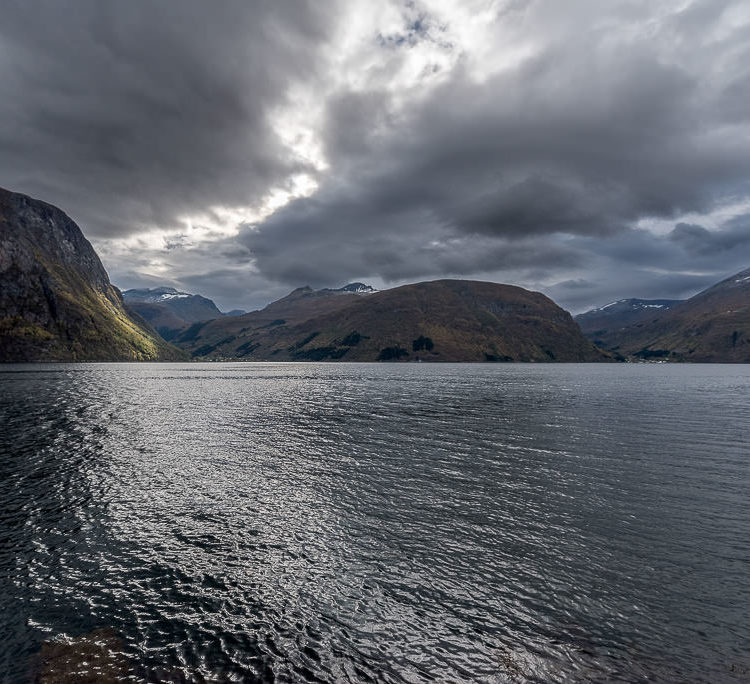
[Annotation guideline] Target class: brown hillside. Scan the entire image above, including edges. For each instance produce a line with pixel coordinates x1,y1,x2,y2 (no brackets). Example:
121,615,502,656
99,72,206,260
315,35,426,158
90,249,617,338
174,279,607,362
595,267,750,362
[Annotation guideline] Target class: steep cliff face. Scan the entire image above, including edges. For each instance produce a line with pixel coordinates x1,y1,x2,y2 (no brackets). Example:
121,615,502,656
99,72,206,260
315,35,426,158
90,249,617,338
0,187,184,361
173,279,609,362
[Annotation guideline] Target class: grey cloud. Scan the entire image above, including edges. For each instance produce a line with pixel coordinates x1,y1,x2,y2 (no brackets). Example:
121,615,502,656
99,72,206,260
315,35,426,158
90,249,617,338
0,0,335,237
4,0,750,312
102,233,265,310
241,1,750,295
456,175,627,237
669,220,750,255
546,268,721,314
178,269,290,313
546,222,750,312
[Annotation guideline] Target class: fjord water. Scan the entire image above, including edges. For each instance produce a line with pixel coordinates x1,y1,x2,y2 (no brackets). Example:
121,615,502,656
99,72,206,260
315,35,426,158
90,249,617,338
1,364,748,683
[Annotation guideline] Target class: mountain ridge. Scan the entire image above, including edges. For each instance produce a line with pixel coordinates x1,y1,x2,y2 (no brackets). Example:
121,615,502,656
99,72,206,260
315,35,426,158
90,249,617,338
122,286,245,340
172,279,608,362
575,298,683,348
576,267,750,361
0,187,184,361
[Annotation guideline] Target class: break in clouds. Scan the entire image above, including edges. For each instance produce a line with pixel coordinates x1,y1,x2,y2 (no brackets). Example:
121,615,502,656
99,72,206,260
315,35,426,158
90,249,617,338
1,0,750,311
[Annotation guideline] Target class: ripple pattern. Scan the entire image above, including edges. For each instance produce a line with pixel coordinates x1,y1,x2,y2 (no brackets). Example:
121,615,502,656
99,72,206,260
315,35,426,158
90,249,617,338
1,363,749,682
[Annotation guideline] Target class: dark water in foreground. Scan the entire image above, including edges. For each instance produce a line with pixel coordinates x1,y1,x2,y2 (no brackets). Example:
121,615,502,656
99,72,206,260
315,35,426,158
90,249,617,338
1,363,749,683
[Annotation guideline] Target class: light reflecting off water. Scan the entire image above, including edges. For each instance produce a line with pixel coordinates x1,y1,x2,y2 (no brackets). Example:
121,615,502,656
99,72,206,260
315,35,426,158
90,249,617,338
1,363,749,682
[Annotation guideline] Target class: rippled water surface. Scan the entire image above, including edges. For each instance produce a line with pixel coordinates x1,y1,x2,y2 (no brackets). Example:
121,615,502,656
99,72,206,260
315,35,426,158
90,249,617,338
1,363,749,683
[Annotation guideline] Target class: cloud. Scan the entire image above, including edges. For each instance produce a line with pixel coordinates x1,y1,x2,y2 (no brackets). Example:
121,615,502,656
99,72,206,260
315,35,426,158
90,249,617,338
2,0,750,312
238,0,750,299
0,0,334,237
669,219,750,255
546,222,750,312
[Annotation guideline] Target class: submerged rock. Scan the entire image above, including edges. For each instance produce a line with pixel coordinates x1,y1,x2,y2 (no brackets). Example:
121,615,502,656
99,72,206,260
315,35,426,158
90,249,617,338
31,628,130,683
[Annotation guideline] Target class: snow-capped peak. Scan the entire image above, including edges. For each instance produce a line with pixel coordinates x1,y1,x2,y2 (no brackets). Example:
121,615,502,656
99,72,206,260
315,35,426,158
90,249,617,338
587,298,675,314
156,292,191,300
321,282,378,295
592,299,624,312
338,282,377,293
122,286,194,303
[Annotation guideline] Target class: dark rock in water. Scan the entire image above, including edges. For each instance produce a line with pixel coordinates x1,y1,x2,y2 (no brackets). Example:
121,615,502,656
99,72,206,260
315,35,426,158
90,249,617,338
30,628,130,683
0,187,183,361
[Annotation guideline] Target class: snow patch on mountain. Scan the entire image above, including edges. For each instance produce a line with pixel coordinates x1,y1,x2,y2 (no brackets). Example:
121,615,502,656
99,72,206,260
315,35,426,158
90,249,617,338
591,299,672,313
157,292,191,300
322,282,378,295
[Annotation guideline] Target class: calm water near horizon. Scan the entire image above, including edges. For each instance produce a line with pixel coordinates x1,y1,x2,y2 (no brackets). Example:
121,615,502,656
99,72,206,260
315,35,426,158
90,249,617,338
1,362,749,682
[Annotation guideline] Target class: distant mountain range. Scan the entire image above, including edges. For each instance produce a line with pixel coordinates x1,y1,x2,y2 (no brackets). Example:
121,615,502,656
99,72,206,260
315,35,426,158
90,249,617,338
0,187,183,361
122,287,245,341
2,187,747,363
575,299,682,348
576,268,750,361
171,279,606,362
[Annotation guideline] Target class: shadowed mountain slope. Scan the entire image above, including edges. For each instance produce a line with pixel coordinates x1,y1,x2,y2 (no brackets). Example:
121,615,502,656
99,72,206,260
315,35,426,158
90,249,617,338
0,188,184,361
121,301,191,342
575,299,682,348
579,267,750,361
122,287,245,340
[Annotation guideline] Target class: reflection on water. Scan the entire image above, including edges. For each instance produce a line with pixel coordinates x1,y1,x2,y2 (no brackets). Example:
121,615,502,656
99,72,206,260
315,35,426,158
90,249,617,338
1,363,749,682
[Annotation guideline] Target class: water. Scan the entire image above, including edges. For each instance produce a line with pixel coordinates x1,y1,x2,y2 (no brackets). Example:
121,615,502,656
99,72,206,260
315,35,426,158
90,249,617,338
0,363,749,683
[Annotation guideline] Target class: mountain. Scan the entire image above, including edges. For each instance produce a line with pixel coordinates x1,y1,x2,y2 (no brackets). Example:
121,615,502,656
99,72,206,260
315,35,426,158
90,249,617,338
122,287,246,340
123,287,224,321
0,187,184,361
580,267,750,361
172,279,607,362
170,282,378,352
575,298,682,348
321,282,378,294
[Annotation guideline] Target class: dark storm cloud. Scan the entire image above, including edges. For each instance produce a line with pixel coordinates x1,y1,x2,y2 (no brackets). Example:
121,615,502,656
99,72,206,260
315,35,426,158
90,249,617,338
0,0,333,237
546,220,750,312
244,187,585,288
547,268,721,314
240,0,750,299
669,219,750,255
3,0,750,312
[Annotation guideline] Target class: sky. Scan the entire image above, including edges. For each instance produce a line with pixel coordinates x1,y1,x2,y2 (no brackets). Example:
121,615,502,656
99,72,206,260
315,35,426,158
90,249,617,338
2,0,750,313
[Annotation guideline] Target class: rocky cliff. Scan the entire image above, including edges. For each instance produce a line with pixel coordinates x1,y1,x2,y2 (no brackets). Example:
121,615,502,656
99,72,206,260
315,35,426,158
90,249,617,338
0,187,184,361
